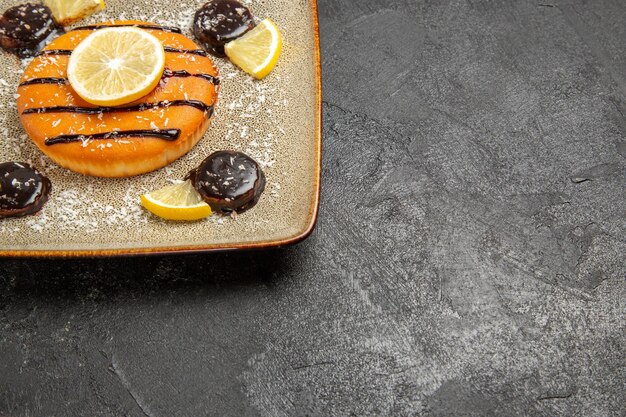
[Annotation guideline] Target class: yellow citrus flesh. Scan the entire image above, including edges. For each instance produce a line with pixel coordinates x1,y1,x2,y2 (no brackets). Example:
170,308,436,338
224,19,283,79
67,27,165,106
44,0,105,25
141,180,212,221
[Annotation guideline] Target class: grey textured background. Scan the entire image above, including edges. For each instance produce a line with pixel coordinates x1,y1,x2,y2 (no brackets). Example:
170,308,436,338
1,0,625,415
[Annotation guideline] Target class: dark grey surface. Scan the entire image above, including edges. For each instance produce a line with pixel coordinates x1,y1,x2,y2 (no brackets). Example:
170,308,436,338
1,0,625,415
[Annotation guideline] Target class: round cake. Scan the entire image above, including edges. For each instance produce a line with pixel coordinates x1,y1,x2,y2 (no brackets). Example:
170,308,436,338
17,21,220,177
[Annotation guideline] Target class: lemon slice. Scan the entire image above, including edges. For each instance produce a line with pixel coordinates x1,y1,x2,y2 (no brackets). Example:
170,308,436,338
224,18,282,79
44,0,105,25
67,27,165,106
141,180,212,221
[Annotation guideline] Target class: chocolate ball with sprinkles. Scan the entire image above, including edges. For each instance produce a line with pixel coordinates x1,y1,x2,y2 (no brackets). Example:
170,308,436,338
189,151,266,213
0,162,51,218
0,3,64,58
193,0,255,56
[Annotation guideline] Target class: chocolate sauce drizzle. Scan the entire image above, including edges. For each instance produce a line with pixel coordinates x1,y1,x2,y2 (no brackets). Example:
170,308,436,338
45,129,181,145
37,49,72,56
72,24,182,33
163,46,208,57
19,69,219,87
162,69,220,85
36,47,209,58
19,77,67,87
23,100,214,115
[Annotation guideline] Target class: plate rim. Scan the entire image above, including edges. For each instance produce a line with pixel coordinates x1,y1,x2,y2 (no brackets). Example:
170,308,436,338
0,0,322,258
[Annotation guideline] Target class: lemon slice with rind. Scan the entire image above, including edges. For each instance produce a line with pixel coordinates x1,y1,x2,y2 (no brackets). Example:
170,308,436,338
141,180,212,221
224,18,282,80
44,0,105,26
68,27,165,106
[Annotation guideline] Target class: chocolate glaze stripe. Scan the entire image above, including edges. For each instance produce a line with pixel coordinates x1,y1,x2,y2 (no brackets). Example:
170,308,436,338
36,47,211,58
163,69,220,85
23,100,214,115
37,49,73,56
71,24,182,33
19,69,219,87
163,47,208,57
19,77,68,87
45,129,181,146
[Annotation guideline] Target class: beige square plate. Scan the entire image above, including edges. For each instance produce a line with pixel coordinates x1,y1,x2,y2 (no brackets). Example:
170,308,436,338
0,0,321,257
